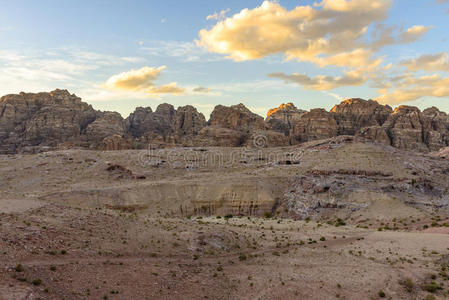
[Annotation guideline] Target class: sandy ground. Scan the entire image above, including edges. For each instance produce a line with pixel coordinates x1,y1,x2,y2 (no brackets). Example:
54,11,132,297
1,139,449,299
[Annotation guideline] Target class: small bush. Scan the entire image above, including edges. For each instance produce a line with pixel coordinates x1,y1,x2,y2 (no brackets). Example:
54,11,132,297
32,278,42,286
264,212,272,218
399,278,414,292
423,282,441,293
378,290,386,298
14,264,24,272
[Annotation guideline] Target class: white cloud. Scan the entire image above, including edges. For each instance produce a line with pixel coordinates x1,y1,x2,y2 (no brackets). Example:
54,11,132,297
206,9,230,21
0,48,145,97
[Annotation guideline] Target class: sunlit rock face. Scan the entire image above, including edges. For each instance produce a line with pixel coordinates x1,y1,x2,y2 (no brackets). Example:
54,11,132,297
209,103,266,132
331,98,392,135
1,90,449,153
266,103,307,137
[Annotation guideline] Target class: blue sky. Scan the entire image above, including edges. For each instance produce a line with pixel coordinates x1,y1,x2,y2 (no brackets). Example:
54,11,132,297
1,0,448,118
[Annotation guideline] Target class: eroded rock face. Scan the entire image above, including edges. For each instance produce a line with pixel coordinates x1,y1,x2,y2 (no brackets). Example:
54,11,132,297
382,106,428,152
292,109,338,143
175,105,206,136
193,126,245,147
331,98,392,135
126,104,176,141
266,103,307,136
85,112,126,147
209,103,266,132
1,90,449,153
422,107,449,151
0,90,98,153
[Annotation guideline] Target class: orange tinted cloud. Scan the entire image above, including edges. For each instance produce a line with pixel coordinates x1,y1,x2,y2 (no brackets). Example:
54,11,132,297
105,66,185,95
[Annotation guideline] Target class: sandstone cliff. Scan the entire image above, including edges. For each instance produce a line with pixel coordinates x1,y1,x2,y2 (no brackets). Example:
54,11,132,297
1,89,449,153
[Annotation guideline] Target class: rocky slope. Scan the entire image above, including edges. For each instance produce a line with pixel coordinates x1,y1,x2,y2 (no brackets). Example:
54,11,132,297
1,89,449,153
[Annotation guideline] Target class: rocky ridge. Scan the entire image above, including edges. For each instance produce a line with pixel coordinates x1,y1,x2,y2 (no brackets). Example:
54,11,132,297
1,89,449,154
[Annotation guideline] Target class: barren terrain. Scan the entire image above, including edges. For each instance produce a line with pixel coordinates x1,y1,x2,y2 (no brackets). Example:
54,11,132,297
1,137,449,299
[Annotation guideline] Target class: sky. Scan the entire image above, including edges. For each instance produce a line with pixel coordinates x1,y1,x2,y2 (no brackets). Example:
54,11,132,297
0,0,449,118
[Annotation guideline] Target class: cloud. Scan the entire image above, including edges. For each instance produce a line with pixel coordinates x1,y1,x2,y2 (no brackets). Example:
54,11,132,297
268,71,366,91
206,9,230,21
104,66,185,95
375,74,449,104
193,86,211,93
370,24,431,50
436,0,449,3
198,0,398,66
399,25,432,44
400,52,449,72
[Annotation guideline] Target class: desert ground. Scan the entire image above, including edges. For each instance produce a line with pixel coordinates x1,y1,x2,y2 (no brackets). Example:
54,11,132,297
1,137,449,300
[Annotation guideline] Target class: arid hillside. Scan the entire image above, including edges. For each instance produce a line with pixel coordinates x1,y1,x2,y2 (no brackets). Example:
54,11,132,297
1,136,449,299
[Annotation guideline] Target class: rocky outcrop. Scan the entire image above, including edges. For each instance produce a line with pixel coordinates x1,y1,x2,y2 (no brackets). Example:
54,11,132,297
331,98,392,135
266,103,306,136
1,90,449,153
292,109,338,143
85,112,126,147
126,104,176,142
0,90,98,153
422,107,449,151
382,106,427,151
175,105,206,136
209,103,266,132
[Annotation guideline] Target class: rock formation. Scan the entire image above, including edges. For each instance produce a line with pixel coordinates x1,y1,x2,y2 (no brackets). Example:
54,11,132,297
292,109,338,143
0,90,97,153
266,102,306,136
1,90,449,153
331,98,392,135
209,103,266,132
